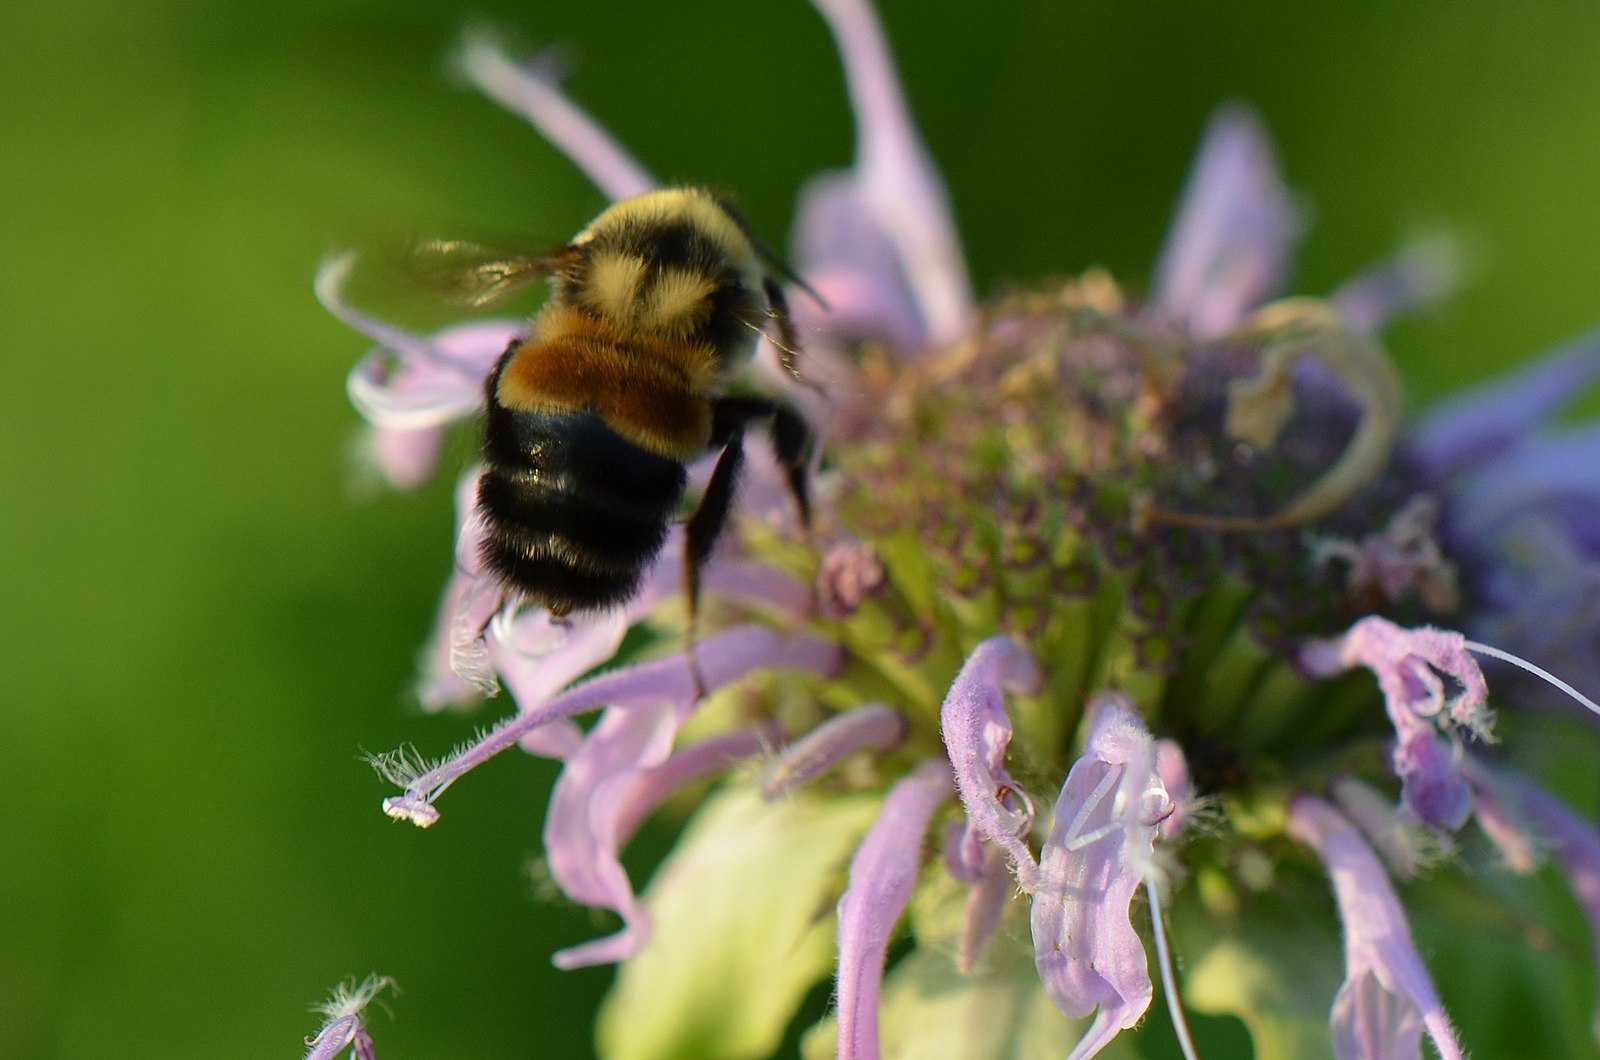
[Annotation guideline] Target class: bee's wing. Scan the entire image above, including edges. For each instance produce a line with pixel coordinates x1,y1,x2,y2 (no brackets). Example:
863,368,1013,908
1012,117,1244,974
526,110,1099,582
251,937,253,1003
402,238,573,310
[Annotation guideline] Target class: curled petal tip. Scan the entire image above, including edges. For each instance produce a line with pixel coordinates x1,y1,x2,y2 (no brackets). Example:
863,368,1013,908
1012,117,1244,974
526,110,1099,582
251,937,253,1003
313,251,358,307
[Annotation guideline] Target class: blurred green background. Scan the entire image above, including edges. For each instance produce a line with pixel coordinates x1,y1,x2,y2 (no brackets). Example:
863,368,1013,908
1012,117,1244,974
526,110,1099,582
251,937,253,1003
7,0,1600,1056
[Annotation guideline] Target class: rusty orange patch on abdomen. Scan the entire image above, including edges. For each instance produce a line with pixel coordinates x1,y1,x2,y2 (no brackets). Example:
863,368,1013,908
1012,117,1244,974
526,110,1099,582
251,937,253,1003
497,317,714,461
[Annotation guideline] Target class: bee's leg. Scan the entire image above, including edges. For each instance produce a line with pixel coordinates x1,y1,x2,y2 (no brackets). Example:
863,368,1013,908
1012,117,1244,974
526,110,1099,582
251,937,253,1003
768,402,813,531
711,395,813,530
681,398,816,696
683,423,749,699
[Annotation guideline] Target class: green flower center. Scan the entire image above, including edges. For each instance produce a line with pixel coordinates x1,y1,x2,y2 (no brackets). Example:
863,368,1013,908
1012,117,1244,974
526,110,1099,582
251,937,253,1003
747,276,1453,804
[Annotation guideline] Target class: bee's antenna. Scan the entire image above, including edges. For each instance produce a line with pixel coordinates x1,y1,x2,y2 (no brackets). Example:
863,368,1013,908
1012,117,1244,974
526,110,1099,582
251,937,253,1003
755,242,830,311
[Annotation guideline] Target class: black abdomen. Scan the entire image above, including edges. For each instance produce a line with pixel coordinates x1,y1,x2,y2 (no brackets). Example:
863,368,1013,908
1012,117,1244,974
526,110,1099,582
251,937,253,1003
479,404,688,614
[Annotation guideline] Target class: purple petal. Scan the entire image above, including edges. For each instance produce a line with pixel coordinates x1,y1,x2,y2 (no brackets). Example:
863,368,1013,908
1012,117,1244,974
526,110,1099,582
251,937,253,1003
1031,695,1169,1060
835,757,953,1060
547,702,682,969
1312,496,1460,614
789,174,931,353
488,517,672,689
496,606,634,723
1287,796,1465,1060
1302,616,1492,830
1155,739,1192,841
1331,775,1437,880
319,254,511,430
804,0,975,348
362,425,447,492
761,704,906,798
1151,105,1302,339
816,539,889,618
344,319,514,431
1442,420,1600,544
1526,789,1600,1043
303,1017,361,1060
1394,729,1472,835
548,723,782,970
1454,508,1600,708
1410,325,1600,481
938,636,1043,890
1461,760,1537,874
415,470,504,708
319,255,518,491
940,821,982,885
415,476,610,760
382,626,842,825
702,556,816,618
400,627,836,965
426,569,511,709
458,32,656,202
612,724,783,844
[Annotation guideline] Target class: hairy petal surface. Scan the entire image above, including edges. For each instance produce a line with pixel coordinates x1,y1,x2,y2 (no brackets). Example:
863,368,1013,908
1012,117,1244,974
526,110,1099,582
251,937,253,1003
546,702,685,969
381,627,842,826
762,703,907,798
1031,694,1170,1060
611,723,783,844
939,636,1043,889
956,842,1013,974
835,757,954,1060
541,630,839,967
1302,617,1491,830
415,468,504,709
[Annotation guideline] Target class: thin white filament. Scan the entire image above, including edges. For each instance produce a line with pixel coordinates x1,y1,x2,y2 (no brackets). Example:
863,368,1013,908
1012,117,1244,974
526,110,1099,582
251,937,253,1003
1464,640,1600,720
1146,881,1200,1060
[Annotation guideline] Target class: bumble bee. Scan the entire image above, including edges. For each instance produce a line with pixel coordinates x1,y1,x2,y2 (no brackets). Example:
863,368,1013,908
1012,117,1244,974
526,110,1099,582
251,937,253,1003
428,187,813,619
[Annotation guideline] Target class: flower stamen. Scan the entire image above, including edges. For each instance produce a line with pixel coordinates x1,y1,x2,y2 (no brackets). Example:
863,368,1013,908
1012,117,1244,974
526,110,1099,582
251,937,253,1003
1465,638,1600,720
1146,881,1201,1060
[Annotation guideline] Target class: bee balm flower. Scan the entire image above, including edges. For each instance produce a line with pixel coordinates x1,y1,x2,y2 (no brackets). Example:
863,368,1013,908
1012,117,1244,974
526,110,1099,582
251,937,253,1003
317,1,1600,1057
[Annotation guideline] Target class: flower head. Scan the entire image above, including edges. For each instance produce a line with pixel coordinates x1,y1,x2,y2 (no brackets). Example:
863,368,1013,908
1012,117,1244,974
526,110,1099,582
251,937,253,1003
324,2,1600,1057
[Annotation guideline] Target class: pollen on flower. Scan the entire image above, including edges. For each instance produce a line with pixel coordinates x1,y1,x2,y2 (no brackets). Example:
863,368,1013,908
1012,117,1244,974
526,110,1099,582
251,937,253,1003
381,794,441,828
